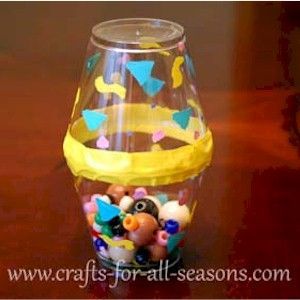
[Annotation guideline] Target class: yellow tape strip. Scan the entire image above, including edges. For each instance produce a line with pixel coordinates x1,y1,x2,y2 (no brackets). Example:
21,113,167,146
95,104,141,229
63,103,213,186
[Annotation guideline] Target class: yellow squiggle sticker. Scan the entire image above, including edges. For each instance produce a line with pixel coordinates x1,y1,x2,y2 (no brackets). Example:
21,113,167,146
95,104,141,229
172,56,184,88
139,37,170,56
100,234,135,250
95,76,126,100
71,87,81,118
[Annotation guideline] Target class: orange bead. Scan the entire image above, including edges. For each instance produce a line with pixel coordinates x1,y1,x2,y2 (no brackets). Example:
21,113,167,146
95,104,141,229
123,215,139,231
128,213,158,246
106,184,134,205
147,243,168,262
86,213,96,226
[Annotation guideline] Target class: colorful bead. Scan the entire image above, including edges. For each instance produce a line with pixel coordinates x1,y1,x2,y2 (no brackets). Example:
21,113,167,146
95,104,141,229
109,216,126,236
119,195,134,212
83,201,98,214
159,201,190,230
91,194,102,203
101,224,113,238
123,215,139,231
86,213,96,226
164,219,179,234
99,247,110,258
108,246,136,263
92,222,102,233
156,230,169,246
147,244,168,262
99,194,113,204
128,198,159,219
133,187,147,200
143,195,162,210
135,248,150,265
94,238,108,251
106,184,134,205
156,193,169,205
128,213,158,246
177,41,185,52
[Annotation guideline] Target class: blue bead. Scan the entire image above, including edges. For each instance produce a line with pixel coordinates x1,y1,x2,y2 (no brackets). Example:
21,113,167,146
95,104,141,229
164,219,179,235
94,238,108,251
135,248,149,265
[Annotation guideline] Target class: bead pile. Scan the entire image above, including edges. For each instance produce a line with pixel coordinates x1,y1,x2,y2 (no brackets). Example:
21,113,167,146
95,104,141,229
84,184,191,266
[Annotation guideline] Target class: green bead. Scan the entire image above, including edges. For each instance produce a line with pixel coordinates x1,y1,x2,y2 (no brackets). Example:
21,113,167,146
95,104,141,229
95,213,105,225
119,212,126,222
101,224,113,238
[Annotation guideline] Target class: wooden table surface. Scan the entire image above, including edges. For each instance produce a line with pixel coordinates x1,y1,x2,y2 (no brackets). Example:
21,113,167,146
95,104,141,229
0,2,300,299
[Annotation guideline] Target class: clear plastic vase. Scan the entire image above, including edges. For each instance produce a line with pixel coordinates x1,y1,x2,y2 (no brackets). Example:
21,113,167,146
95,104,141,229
63,18,213,272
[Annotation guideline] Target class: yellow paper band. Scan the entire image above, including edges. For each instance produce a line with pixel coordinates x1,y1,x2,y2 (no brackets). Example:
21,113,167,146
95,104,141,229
63,103,213,186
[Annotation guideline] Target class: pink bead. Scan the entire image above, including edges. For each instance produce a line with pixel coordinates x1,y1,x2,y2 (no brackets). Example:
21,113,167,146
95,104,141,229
83,201,98,213
178,41,185,52
156,230,169,246
91,194,102,203
133,187,148,200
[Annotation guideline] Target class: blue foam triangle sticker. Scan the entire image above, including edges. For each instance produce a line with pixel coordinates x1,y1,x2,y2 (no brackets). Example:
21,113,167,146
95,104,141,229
184,54,196,77
142,77,165,97
82,109,108,131
125,60,154,86
172,107,192,130
167,231,185,253
86,52,101,72
96,198,121,222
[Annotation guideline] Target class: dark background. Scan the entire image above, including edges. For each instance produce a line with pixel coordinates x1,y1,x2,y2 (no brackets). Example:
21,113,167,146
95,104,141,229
0,2,300,298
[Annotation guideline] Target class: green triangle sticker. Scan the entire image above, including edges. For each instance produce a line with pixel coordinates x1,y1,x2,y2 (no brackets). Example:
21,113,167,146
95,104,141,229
167,231,185,253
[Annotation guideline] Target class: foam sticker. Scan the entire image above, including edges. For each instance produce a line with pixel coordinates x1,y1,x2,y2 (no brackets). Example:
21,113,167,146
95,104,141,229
86,52,101,72
96,198,121,222
152,129,165,143
96,135,109,149
95,76,126,100
172,107,192,129
139,38,170,56
125,60,154,86
167,231,185,253
82,109,108,131
142,77,165,97
185,54,196,77
172,56,184,88
100,235,134,251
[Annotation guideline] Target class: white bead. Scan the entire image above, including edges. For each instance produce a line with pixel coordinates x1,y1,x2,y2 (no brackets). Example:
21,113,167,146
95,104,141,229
91,194,111,204
119,196,134,212
92,222,102,233
158,201,190,229
100,195,112,204
143,195,162,210
108,246,136,263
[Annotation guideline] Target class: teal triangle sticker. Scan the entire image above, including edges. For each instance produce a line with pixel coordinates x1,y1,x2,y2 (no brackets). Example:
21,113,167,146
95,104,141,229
167,231,185,253
172,107,192,129
86,52,101,72
82,109,107,131
96,198,121,222
142,77,165,97
126,60,154,86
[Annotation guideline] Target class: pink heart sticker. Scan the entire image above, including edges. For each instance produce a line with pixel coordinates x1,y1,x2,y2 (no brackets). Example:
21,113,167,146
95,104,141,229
152,130,165,143
96,135,109,149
